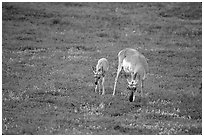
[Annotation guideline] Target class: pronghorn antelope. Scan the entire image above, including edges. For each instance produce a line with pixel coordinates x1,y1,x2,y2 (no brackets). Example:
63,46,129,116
92,58,109,95
113,48,149,102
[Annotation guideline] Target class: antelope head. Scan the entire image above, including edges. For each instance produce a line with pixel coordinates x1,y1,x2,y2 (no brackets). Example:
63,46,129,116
127,73,138,90
92,66,103,85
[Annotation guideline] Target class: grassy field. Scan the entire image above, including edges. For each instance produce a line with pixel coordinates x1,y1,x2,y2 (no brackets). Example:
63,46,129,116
2,2,202,135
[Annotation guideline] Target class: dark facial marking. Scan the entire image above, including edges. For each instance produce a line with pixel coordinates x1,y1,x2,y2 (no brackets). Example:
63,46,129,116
127,84,137,90
129,91,134,102
94,74,101,85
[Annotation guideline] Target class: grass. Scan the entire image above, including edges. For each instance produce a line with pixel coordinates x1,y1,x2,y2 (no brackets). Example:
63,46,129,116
2,2,202,135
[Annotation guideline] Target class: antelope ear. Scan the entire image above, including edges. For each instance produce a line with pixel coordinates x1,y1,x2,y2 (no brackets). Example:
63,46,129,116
92,66,96,74
133,72,138,80
127,79,131,84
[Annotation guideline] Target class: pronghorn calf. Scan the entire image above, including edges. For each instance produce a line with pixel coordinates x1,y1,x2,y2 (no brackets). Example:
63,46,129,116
113,48,149,102
92,58,109,95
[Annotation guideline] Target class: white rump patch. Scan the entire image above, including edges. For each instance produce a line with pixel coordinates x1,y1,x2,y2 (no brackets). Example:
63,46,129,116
122,59,132,73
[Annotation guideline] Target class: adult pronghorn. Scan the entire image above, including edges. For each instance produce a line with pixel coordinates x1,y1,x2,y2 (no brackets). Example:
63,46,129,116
113,48,149,102
92,58,109,95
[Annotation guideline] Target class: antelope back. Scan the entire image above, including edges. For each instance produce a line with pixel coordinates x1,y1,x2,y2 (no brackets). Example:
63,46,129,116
120,48,148,80
96,58,109,73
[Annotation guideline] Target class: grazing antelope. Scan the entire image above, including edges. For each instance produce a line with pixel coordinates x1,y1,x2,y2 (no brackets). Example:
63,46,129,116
113,48,149,102
92,58,109,95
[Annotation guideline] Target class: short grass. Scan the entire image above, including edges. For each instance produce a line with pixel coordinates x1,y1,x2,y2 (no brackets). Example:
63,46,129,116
2,2,202,135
